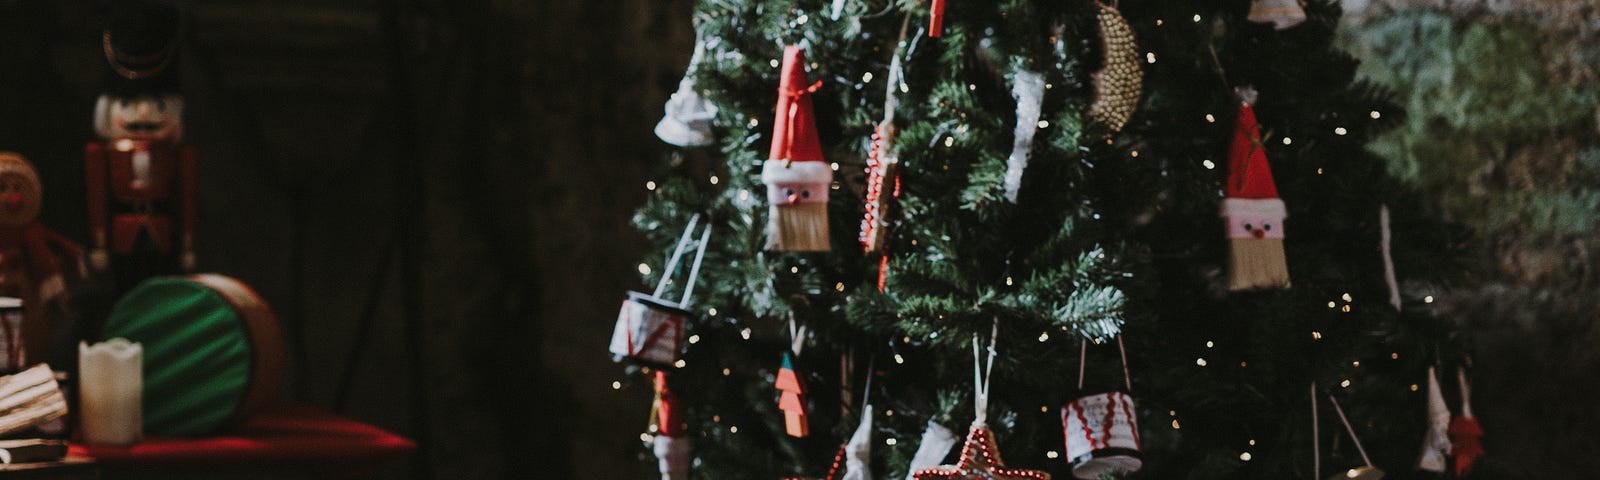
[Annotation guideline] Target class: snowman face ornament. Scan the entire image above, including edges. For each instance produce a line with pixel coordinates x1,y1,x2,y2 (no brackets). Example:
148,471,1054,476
94,94,185,141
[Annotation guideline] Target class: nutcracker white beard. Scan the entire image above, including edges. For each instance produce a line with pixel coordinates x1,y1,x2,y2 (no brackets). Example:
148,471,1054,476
94,94,185,142
766,202,830,252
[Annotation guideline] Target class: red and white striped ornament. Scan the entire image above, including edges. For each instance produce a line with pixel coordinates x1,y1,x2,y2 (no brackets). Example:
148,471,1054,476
609,215,711,366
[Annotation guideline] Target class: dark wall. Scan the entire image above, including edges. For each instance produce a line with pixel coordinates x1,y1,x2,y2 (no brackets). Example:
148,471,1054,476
0,0,693,478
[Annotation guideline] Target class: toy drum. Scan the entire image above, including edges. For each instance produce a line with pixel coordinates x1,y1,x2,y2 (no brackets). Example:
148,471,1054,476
100,274,285,436
1062,391,1143,479
609,292,688,366
610,214,710,366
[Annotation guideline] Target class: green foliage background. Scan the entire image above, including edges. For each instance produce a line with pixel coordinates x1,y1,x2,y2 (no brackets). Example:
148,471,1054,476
622,1,1469,478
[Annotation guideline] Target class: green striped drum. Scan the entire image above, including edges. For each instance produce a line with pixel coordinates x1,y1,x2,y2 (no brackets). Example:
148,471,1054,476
100,274,285,436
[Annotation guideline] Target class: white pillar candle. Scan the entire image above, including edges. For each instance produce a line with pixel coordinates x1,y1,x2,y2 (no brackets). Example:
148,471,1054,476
79,339,142,445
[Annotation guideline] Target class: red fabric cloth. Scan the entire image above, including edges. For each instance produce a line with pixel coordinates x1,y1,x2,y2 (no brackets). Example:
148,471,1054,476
69,404,415,474
1449,415,1485,477
768,46,824,163
1226,104,1280,199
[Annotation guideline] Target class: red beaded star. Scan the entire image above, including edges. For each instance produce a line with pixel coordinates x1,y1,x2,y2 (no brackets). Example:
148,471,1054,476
913,422,1051,480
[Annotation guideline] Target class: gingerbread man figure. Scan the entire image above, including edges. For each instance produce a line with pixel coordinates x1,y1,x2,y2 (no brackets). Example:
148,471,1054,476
0,153,84,366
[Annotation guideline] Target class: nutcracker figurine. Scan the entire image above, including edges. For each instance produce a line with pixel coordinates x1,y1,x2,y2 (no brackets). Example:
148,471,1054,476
86,1,196,291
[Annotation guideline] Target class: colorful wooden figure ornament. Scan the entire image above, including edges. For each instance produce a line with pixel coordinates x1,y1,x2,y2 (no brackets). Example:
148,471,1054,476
1221,87,1291,291
87,1,197,291
763,46,832,252
610,215,711,366
776,320,810,437
651,371,691,480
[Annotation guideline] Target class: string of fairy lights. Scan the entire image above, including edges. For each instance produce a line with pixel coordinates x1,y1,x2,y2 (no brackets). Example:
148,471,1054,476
618,4,1449,474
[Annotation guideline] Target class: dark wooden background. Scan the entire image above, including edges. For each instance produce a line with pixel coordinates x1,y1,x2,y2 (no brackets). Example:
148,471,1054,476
0,1,1593,479
0,0,691,478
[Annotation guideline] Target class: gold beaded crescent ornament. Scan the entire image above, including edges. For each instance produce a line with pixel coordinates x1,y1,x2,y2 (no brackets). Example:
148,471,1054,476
1087,2,1143,132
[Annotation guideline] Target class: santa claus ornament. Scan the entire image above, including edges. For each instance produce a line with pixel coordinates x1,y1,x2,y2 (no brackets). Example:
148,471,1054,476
1220,88,1291,291
0,154,84,367
610,215,712,366
88,0,198,291
651,371,691,480
763,46,832,252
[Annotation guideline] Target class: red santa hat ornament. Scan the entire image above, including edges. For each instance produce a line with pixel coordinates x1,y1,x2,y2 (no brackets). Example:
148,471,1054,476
763,46,831,252
1220,87,1291,291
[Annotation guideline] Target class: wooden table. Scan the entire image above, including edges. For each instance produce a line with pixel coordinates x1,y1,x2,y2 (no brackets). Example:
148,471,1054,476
69,404,414,479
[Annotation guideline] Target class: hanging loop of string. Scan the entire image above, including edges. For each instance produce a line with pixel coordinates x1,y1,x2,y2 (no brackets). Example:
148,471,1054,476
1076,335,1134,392
651,215,712,308
972,317,999,425
652,214,701,298
1311,383,1321,479
788,314,808,356
679,223,713,306
1327,394,1376,469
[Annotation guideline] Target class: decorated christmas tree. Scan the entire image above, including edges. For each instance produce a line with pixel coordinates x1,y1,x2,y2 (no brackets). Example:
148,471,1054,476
616,1,1473,479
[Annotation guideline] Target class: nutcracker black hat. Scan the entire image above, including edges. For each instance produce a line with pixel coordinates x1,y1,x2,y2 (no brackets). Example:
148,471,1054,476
102,0,181,96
